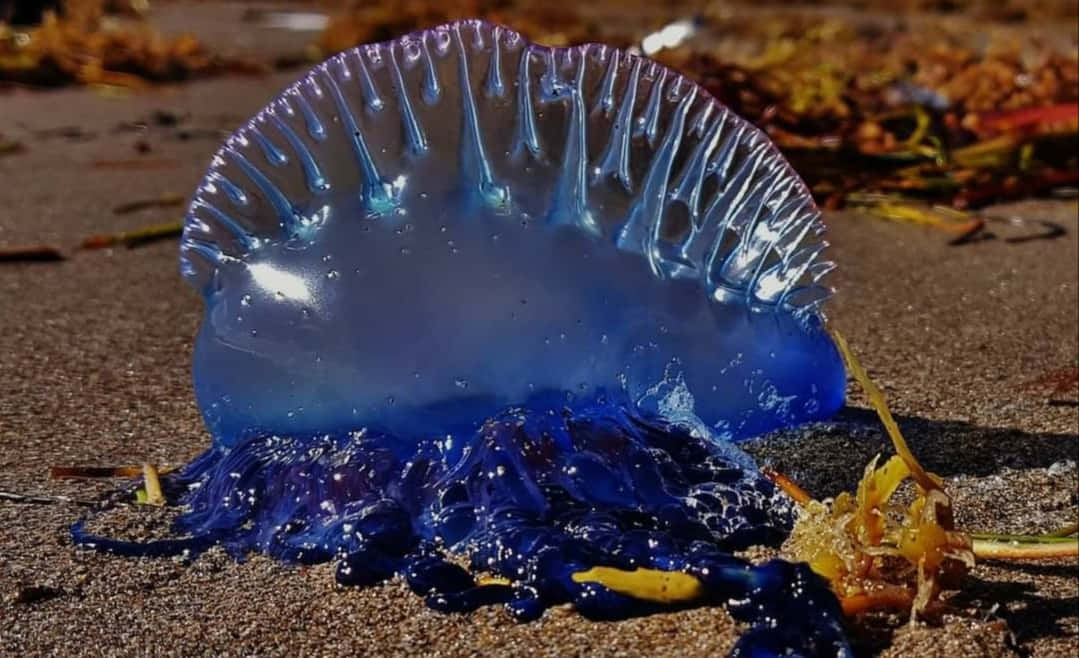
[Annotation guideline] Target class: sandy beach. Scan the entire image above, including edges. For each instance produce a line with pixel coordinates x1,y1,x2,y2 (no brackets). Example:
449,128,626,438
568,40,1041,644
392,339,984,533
1,4,1076,655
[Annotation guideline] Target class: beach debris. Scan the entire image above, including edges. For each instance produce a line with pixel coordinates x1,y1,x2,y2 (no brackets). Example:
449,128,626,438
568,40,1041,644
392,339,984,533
315,0,635,59
79,219,182,249
844,195,1068,245
27,124,96,141
148,109,186,127
2,214,184,266
112,195,183,215
48,463,170,506
1021,365,1079,407
9,585,63,605
845,194,985,243
0,0,266,88
110,109,230,144
780,455,972,620
775,329,1079,622
0,490,93,506
966,103,1079,139
50,465,147,479
90,158,177,169
309,5,1078,213
970,527,1079,560
976,213,1068,244
653,13,1078,212
134,463,165,506
0,245,65,262
0,134,27,155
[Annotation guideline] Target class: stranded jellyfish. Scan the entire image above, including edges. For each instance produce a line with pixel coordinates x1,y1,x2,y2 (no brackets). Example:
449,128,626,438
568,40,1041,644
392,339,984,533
75,20,850,657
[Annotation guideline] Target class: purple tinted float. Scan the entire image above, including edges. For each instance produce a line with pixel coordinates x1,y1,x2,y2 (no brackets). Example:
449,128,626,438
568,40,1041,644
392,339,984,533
180,20,843,445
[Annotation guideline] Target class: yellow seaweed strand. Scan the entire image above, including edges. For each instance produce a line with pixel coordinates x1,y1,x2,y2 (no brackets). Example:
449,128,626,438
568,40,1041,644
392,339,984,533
570,566,704,604
829,329,939,492
972,538,1079,560
847,195,980,236
140,463,165,506
762,467,813,505
80,220,183,250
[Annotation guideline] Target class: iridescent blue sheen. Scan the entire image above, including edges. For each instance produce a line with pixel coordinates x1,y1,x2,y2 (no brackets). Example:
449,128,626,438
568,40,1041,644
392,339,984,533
74,19,851,657
180,21,844,446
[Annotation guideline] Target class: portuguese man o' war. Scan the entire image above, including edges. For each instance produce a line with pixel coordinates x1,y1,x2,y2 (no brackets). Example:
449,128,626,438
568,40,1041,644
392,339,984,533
74,19,852,657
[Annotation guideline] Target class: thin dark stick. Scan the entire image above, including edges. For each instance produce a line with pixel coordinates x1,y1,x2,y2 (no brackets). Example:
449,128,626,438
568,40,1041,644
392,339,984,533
0,490,96,507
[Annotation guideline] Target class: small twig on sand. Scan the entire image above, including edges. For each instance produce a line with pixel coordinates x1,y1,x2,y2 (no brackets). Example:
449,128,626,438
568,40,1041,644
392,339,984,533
112,195,185,215
0,246,65,262
50,465,145,479
52,463,172,506
762,467,812,505
0,138,27,156
80,220,183,250
91,158,178,169
0,491,95,507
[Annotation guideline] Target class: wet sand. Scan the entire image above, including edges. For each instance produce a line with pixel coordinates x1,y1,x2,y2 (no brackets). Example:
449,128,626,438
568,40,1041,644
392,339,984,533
1,12,1077,657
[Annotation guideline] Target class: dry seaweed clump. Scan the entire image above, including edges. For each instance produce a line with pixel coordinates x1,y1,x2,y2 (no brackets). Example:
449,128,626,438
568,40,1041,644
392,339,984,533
654,13,1078,211
783,456,974,620
721,0,1078,22
318,4,1078,211
656,15,1078,144
778,330,975,621
316,0,640,57
776,330,1078,624
0,0,261,88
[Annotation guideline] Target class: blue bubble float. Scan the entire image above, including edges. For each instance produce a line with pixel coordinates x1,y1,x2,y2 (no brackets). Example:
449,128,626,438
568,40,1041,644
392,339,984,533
74,20,851,657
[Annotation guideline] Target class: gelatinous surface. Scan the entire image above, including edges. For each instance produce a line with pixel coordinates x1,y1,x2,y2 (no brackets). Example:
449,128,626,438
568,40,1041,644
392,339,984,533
75,19,852,657
179,19,844,445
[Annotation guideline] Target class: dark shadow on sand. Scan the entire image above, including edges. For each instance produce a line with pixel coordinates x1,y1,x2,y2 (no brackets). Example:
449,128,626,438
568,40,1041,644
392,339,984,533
744,406,1079,499
950,574,1079,648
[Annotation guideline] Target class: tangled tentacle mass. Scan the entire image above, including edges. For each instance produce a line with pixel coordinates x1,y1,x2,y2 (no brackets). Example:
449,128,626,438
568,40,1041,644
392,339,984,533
75,400,849,656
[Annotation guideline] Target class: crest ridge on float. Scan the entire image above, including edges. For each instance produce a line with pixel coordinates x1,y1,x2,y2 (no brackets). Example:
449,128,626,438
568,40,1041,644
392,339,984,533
181,19,833,316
